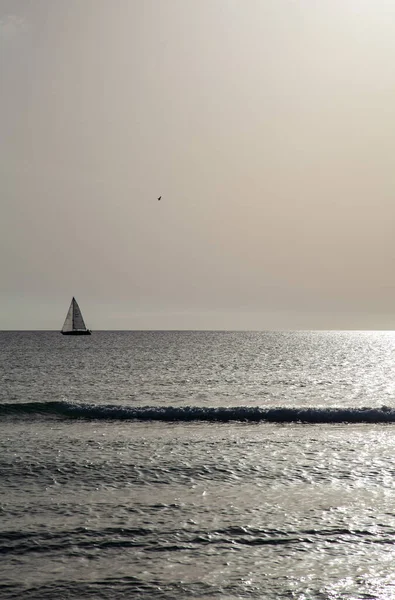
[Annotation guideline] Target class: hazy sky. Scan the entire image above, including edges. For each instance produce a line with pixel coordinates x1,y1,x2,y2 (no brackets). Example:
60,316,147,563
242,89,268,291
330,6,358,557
2,0,395,330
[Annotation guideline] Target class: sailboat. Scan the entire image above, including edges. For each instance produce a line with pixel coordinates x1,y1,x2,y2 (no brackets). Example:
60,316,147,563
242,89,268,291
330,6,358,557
61,297,91,335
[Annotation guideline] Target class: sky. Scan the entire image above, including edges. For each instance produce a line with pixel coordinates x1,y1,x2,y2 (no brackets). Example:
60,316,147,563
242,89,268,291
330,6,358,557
1,0,395,330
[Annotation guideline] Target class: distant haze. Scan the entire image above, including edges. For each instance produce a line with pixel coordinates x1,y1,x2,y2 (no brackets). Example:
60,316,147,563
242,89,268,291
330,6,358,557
2,0,395,330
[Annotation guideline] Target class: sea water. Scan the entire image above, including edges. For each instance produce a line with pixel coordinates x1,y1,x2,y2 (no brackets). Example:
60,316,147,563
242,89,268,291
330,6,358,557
2,331,395,599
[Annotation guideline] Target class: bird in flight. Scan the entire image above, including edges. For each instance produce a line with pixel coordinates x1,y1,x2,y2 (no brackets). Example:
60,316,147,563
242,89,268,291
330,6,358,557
157,196,161,201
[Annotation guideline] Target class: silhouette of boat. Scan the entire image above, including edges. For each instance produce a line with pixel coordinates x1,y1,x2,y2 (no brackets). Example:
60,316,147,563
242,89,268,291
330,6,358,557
61,297,91,335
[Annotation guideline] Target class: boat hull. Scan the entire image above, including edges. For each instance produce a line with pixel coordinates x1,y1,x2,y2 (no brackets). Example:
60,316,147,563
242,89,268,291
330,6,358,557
61,330,91,335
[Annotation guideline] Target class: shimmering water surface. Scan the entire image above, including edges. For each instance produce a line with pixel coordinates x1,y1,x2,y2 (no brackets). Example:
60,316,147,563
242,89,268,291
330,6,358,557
2,331,395,599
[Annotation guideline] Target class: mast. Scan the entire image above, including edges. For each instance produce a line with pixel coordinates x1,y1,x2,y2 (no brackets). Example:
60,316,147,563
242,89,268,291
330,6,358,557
72,297,75,331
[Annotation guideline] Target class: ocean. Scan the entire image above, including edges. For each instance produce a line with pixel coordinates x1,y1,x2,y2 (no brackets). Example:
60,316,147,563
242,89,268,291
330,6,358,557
2,330,395,599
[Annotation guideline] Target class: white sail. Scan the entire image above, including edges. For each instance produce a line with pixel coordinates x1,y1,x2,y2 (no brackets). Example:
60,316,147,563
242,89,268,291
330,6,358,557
61,297,89,332
62,299,74,332
72,298,87,330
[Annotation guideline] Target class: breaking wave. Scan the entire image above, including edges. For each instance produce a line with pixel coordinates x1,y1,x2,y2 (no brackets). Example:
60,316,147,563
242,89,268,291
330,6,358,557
1,401,395,423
